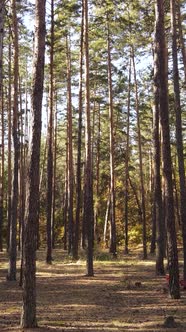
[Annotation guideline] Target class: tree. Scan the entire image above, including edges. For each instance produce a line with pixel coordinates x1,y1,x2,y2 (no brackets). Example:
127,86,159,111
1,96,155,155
124,58,131,255
7,24,12,251
66,33,74,255
153,41,165,275
83,0,94,276
46,0,54,264
52,95,57,249
154,0,180,299
107,16,117,257
7,0,19,281
131,45,147,260
73,4,84,260
0,0,4,252
21,0,46,327
170,0,186,285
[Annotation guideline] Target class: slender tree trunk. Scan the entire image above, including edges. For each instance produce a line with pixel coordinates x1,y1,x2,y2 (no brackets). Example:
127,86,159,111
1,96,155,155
103,194,110,247
170,0,186,284
131,45,147,259
19,146,27,287
83,0,94,276
155,0,180,299
73,7,84,260
37,113,48,250
46,0,54,264
128,176,143,225
52,96,57,249
21,0,46,327
150,192,156,254
63,140,68,251
19,90,27,286
66,34,74,256
7,26,12,251
150,66,156,255
18,80,24,251
94,103,101,243
153,42,165,274
107,19,117,257
0,0,4,251
124,58,131,255
7,0,19,281
172,164,181,226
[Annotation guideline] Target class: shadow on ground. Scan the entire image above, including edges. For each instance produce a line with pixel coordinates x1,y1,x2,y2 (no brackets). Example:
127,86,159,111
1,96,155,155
0,249,186,332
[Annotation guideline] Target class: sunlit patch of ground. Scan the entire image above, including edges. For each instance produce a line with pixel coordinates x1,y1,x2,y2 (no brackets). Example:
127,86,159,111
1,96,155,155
0,248,186,332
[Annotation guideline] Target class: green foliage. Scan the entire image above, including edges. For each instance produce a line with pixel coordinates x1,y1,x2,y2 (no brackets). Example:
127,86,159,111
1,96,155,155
1,0,185,256
128,224,143,245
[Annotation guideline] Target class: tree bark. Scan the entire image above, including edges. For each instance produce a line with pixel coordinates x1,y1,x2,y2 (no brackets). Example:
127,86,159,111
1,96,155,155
0,0,4,251
73,6,84,260
7,25,12,251
153,41,165,274
155,0,180,299
124,58,131,255
103,194,110,247
107,18,117,257
46,0,54,264
170,0,186,284
7,0,19,281
63,138,68,251
83,0,94,276
52,95,57,249
21,0,46,327
94,103,101,243
131,45,147,259
66,34,74,256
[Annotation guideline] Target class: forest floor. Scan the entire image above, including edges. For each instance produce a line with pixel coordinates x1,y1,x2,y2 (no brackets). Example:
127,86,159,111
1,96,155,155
0,247,186,332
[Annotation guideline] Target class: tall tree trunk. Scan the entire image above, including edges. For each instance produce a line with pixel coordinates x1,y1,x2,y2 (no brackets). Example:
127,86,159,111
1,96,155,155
20,63,29,276
46,0,54,264
63,138,68,251
107,19,117,257
0,0,4,251
172,163,181,226
124,58,131,255
18,80,24,251
131,46,147,259
103,193,110,247
66,34,74,256
170,0,186,284
94,103,101,243
83,0,94,276
7,0,19,281
155,0,180,299
37,106,48,250
128,176,143,225
19,87,27,286
153,42,165,274
52,96,57,249
21,0,46,327
73,6,84,260
0,98,4,252
7,26,12,251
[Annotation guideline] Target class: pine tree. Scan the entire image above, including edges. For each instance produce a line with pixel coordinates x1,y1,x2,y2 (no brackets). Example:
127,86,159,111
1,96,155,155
154,0,180,299
21,0,46,326
7,0,19,281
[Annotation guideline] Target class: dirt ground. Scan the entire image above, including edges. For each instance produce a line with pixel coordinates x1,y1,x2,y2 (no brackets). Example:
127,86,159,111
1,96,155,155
0,248,186,332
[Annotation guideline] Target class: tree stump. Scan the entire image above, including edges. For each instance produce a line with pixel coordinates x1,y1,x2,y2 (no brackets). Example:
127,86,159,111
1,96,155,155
163,316,177,328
